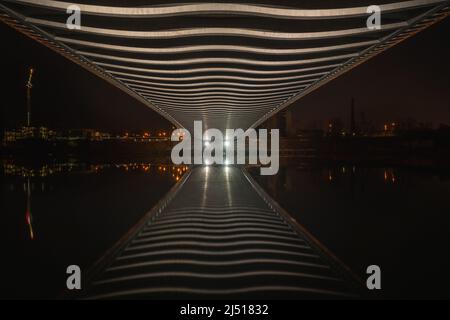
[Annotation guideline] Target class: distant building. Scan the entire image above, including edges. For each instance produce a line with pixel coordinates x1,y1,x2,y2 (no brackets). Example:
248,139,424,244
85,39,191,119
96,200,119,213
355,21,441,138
326,118,344,137
2,126,56,144
2,126,172,145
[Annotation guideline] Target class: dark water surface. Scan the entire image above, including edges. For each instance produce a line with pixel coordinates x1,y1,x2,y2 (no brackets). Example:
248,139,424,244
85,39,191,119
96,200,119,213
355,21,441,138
250,164,450,299
2,159,450,299
0,161,187,299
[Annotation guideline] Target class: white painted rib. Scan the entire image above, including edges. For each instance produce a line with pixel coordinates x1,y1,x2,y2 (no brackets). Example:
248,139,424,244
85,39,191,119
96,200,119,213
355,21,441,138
163,112,272,118
162,107,273,111
149,94,288,102
148,102,283,109
125,240,309,252
161,209,279,218
96,61,342,75
146,97,288,106
80,50,358,66
26,18,407,40
94,270,336,286
128,83,309,93
122,77,316,88
132,233,302,245
86,286,355,299
145,97,287,105
141,221,291,233
158,103,277,109
15,0,443,19
86,286,354,299
139,228,295,240
107,69,328,83
152,214,282,224
146,99,288,107
157,214,280,222
141,94,295,104
118,248,319,261
174,115,262,119
167,206,276,212
158,111,272,117
107,258,327,272
161,110,266,117
57,37,378,55
135,88,300,98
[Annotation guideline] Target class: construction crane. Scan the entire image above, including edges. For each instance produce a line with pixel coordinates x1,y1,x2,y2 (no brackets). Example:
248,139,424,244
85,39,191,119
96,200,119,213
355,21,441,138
25,67,34,127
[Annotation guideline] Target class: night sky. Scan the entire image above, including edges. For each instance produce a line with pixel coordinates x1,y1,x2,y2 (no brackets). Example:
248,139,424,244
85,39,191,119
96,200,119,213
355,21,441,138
1,22,171,132
291,17,450,129
1,17,449,132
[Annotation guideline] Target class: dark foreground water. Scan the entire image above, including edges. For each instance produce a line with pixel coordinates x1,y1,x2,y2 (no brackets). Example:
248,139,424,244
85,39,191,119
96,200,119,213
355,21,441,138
2,160,450,299
0,160,187,299
250,164,450,299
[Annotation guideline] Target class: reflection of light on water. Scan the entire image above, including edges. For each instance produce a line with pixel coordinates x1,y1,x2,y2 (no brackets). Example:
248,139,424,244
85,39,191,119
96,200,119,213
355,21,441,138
2,161,188,182
325,166,398,186
0,161,189,240
1,162,191,242
25,178,34,240
384,169,397,184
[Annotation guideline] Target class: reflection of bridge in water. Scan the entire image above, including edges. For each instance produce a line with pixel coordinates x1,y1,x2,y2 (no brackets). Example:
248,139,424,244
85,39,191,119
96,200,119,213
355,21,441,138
1,0,448,299
84,166,360,299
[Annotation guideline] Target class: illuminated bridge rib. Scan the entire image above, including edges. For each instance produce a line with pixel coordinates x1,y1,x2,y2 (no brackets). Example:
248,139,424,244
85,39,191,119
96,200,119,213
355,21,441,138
138,92,294,102
135,89,300,98
143,94,290,103
131,85,306,95
79,166,361,299
131,233,305,244
147,101,285,109
106,70,328,83
106,259,325,272
128,84,309,93
6,0,445,18
25,17,408,40
119,77,318,89
160,110,276,116
172,110,271,115
145,104,282,111
95,62,343,76
57,37,379,55
136,227,299,238
144,96,289,107
79,51,358,67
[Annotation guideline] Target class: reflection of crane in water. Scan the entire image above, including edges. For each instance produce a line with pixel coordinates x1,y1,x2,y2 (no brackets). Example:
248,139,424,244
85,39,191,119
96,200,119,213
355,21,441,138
26,68,34,127
25,178,34,240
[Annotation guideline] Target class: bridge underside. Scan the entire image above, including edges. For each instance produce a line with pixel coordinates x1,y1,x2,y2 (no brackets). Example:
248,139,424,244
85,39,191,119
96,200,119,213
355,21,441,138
1,0,449,132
